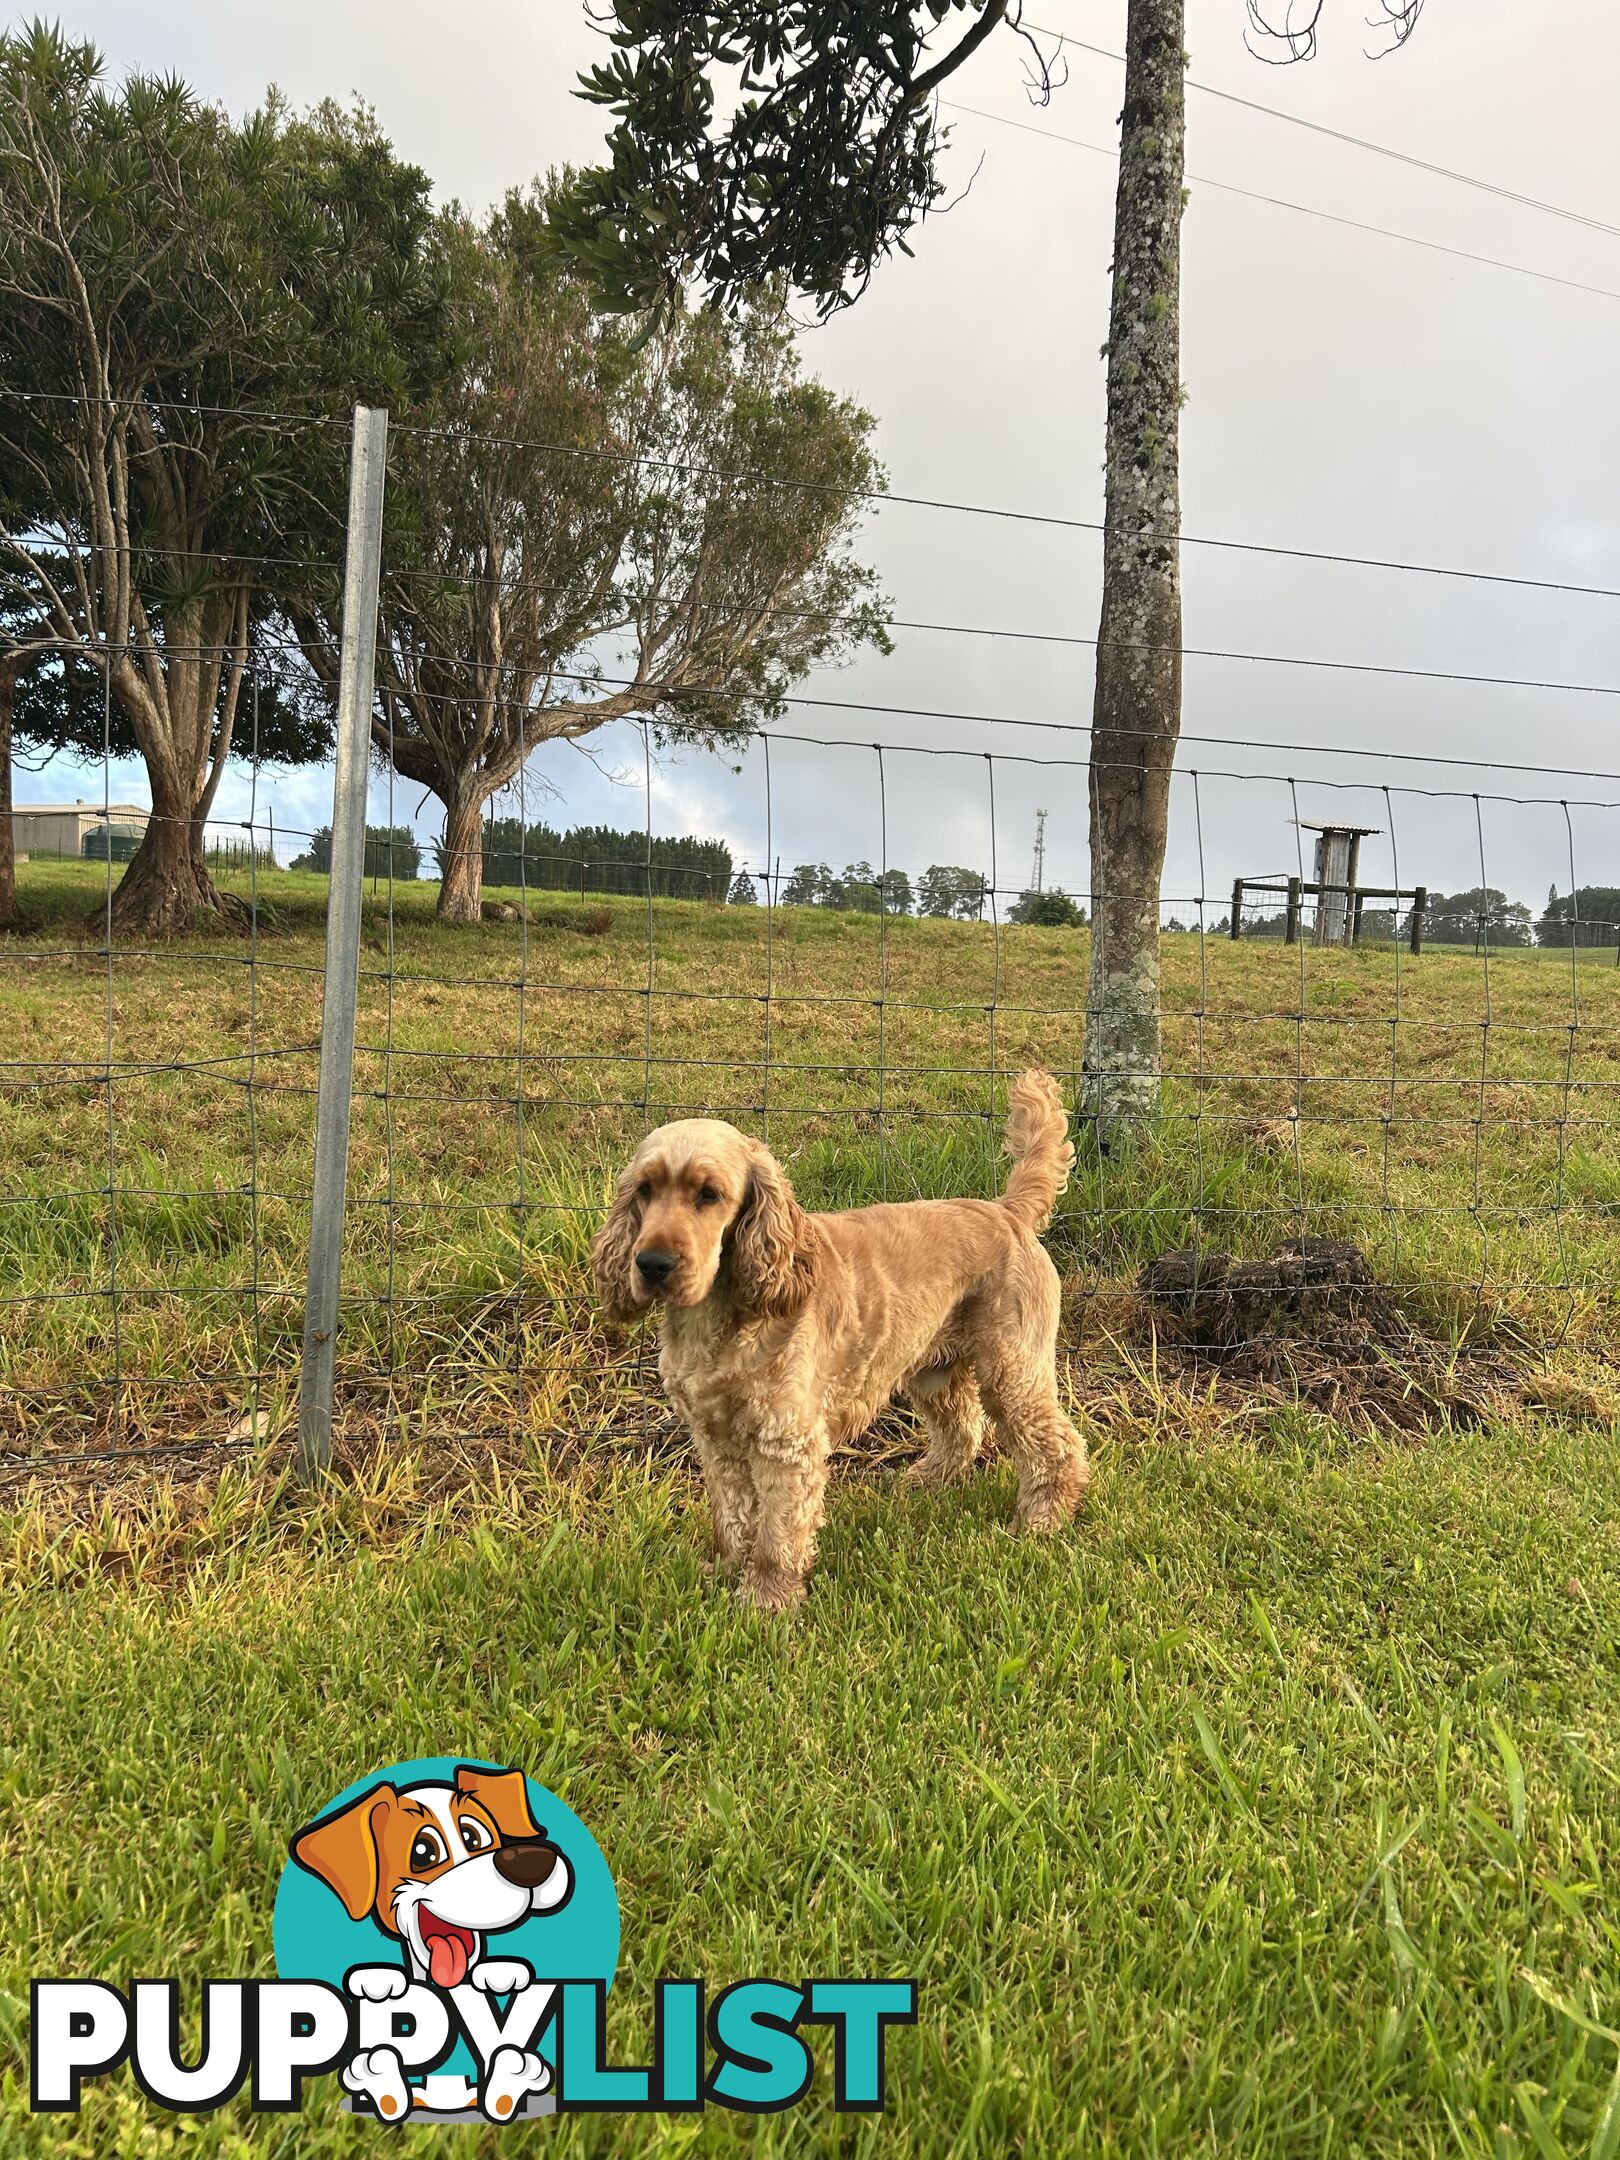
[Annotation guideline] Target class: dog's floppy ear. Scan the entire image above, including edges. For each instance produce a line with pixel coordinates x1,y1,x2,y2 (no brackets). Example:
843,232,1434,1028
730,1141,815,1322
454,1764,539,1842
590,1163,644,1325
290,1785,395,1921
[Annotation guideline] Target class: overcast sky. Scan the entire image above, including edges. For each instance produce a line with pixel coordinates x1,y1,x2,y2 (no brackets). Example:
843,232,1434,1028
18,0,1620,915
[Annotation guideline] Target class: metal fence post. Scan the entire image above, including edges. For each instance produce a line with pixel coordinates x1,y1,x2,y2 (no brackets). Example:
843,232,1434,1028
298,405,388,1478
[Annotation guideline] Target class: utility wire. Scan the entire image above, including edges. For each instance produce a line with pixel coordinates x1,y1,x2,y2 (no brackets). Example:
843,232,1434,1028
1026,24,1620,243
941,98,1620,309
6,386,1620,601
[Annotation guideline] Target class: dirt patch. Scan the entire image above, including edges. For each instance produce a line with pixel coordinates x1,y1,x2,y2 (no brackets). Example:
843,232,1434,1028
1135,1235,1509,1432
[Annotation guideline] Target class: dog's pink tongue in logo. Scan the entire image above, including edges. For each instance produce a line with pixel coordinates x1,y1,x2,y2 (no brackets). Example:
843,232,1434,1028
421,1914,473,1989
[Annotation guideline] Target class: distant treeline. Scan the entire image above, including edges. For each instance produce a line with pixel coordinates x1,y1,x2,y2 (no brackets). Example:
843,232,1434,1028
461,820,735,900
1539,887,1620,947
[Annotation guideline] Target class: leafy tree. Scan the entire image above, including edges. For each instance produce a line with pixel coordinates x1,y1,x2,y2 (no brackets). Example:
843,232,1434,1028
781,862,832,907
294,190,886,922
835,861,909,913
1538,887,1620,950
290,825,421,880
0,26,449,933
551,1,1172,1144
917,863,988,920
920,859,997,920
879,866,914,915
1009,888,1087,927
555,1,1421,1148
729,870,758,904
1408,888,1533,950
0,589,325,924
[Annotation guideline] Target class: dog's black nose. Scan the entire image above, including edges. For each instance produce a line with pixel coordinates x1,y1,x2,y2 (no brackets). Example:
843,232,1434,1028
493,1838,562,1890
635,1248,678,1282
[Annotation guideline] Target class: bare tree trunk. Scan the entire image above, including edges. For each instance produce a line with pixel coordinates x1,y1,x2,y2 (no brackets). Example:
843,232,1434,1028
1081,0,1186,1151
106,764,225,936
436,784,488,923
0,656,22,930
99,612,245,937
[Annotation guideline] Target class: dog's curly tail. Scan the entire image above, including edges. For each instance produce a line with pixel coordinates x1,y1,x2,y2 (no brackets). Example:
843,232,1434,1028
999,1068,1075,1234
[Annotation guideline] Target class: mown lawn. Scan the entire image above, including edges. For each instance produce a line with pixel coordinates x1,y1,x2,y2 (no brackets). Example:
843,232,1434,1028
2,1417,1620,2155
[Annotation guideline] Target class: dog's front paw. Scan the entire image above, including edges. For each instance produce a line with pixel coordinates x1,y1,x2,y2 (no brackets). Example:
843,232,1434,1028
905,1453,966,1488
347,1965,410,2004
468,1957,532,1997
738,1564,807,1613
341,2044,412,2122
480,2044,551,2122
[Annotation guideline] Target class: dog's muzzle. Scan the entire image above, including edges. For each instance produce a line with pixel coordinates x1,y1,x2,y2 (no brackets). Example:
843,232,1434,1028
634,1248,679,1288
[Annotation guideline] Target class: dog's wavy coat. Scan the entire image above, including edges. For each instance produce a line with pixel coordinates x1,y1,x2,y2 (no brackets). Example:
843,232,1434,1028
592,1070,1087,1610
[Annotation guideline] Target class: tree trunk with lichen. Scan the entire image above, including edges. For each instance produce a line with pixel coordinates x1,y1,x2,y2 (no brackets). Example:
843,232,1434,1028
1082,0,1185,1151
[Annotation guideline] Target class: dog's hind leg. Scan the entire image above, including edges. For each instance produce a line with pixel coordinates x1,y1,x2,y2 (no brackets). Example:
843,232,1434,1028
903,1362,988,1487
979,1362,1089,1533
974,1267,1088,1534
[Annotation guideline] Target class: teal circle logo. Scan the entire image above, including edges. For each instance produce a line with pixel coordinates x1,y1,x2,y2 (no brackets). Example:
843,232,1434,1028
273,1756,617,2118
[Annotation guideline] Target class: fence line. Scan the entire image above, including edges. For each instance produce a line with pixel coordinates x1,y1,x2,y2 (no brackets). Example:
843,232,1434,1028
4,405,1620,1477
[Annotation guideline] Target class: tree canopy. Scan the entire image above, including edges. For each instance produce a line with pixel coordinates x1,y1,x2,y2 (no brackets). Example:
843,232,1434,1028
551,2,1038,320
0,22,450,930
293,188,888,920
917,863,988,920
1412,888,1533,950
1538,887,1620,949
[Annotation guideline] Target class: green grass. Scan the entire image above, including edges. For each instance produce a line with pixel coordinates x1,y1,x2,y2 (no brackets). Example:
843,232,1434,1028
4,854,1619,1457
3,1420,1620,2154
3,865,1620,2152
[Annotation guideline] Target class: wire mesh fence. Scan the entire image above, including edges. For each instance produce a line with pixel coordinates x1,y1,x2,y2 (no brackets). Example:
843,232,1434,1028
4,405,1620,1480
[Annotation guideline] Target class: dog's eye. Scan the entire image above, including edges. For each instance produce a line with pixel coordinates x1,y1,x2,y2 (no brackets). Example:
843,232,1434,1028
636,1180,652,1201
695,1185,720,1208
458,1817,492,1854
409,1829,446,1871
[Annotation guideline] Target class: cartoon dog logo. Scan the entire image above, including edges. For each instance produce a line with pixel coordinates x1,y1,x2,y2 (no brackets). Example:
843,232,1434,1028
290,1763,573,2121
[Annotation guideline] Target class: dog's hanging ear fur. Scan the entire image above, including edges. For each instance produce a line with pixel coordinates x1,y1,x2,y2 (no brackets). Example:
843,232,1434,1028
290,1784,394,1921
590,1165,644,1324
454,1764,539,1842
730,1141,815,1321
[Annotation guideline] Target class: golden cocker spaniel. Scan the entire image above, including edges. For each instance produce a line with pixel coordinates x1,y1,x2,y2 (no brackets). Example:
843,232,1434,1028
591,1069,1088,1609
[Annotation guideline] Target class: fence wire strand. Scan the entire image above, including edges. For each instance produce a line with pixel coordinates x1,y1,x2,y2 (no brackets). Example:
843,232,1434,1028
6,410,1620,1479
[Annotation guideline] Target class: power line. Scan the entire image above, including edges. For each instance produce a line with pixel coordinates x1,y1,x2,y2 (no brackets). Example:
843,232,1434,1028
8,387,1620,601
1026,24,1620,243
251,631,1620,785
941,98,1620,310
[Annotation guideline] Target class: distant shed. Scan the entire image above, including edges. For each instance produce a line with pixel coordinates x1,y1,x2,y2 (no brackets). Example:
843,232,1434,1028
9,800,151,861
